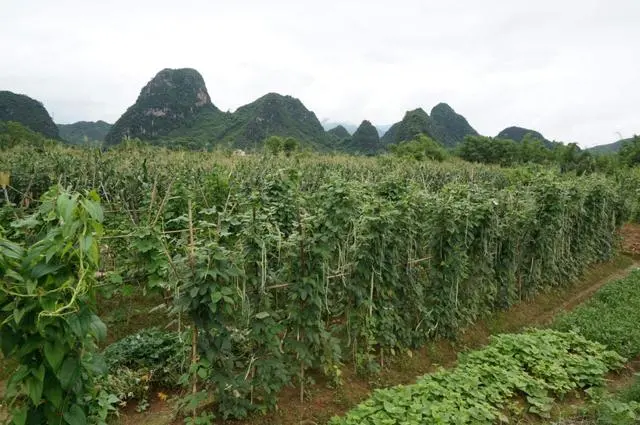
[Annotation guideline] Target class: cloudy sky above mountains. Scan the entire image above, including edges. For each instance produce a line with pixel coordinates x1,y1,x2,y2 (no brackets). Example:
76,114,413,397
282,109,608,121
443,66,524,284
1,0,639,147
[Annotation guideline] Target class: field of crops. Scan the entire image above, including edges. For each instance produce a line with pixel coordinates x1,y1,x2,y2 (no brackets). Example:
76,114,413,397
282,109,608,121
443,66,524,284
0,143,637,423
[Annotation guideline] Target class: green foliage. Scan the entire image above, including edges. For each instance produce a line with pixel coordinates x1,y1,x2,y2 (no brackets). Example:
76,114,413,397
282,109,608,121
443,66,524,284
0,187,108,424
553,270,640,358
620,374,640,403
102,328,188,388
0,121,53,150
0,91,59,140
264,135,284,155
283,137,299,156
618,136,640,167
57,121,112,145
330,330,624,425
555,142,596,175
388,134,447,161
589,136,635,154
0,143,629,420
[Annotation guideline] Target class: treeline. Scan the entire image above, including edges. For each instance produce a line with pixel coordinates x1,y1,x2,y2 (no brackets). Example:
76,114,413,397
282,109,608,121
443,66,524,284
389,132,640,175
2,119,640,176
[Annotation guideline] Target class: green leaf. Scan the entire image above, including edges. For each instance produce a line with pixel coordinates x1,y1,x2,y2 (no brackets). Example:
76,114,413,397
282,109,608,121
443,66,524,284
31,263,63,279
63,404,87,425
80,199,104,222
44,340,65,371
26,376,44,405
32,364,45,382
57,356,80,390
255,312,270,320
44,379,63,408
88,314,107,341
13,307,26,325
56,193,77,224
11,407,27,425
197,367,208,379
211,291,222,304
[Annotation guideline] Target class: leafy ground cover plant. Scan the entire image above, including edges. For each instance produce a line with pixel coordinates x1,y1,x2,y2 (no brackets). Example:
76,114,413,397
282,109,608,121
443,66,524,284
553,270,640,358
330,330,624,425
102,328,188,388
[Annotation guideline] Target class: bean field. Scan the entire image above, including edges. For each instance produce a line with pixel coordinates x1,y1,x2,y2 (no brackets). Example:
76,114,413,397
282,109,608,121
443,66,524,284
0,143,638,424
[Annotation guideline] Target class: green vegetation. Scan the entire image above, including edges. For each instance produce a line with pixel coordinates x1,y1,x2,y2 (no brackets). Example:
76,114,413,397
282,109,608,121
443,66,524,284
330,330,624,425
104,68,219,145
553,270,640,359
388,134,447,161
0,138,631,421
57,120,112,145
549,270,640,425
0,121,55,150
588,136,638,155
0,187,110,424
0,91,59,139
456,134,602,174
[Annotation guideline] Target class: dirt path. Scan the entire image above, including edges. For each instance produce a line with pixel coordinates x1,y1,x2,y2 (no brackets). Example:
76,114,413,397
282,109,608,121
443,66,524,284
538,261,640,326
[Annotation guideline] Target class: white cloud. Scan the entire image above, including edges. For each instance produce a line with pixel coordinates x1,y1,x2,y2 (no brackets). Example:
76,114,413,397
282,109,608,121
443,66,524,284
1,0,639,146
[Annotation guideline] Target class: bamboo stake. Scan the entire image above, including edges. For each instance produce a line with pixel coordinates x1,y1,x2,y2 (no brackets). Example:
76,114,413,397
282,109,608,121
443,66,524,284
188,200,199,418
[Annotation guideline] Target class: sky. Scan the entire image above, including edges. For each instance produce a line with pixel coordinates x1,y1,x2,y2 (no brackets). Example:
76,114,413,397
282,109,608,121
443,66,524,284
1,0,639,148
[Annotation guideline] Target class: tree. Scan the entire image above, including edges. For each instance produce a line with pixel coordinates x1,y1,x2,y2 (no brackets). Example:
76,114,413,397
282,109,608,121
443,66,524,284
457,136,518,165
618,135,640,167
388,134,447,161
283,137,299,156
264,135,284,155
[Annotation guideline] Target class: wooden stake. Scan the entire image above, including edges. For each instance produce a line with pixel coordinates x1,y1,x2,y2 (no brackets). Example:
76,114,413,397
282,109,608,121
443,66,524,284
188,200,198,417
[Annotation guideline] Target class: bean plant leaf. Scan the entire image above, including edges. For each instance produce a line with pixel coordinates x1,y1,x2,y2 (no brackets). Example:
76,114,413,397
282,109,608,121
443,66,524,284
63,404,87,425
44,340,65,371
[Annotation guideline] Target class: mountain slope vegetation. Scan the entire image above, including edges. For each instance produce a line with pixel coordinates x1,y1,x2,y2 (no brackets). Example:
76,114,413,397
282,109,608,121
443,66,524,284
105,68,219,145
58,120,112,144
0,91,59,139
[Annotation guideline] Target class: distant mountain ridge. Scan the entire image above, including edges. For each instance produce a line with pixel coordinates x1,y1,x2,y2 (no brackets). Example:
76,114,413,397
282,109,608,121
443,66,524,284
346,120,382,154
0,90,59,139
327,125,351,139
165,92,331,150
39,66,617,154
322,121,392,137
58,120,112,144
588,137,637,154
381,103,478,149
105,68,219,145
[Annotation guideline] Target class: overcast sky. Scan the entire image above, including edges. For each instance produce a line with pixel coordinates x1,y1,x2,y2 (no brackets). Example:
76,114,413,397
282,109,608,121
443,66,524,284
2,0,639,147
